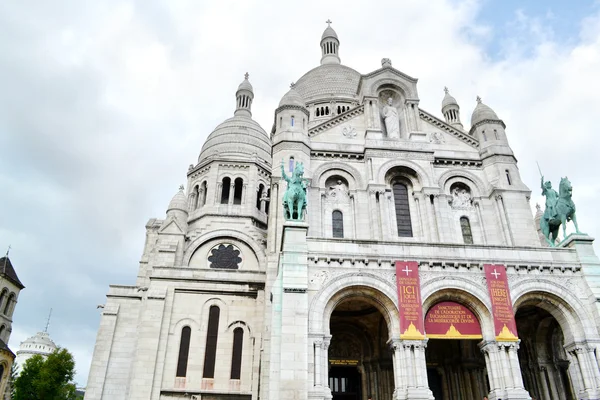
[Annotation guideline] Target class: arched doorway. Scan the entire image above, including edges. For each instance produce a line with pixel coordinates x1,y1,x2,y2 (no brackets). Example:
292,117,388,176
515,305,576,400
329,297,393,400
424,301,489,399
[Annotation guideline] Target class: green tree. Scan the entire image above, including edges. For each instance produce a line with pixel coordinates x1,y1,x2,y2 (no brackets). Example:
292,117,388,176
13,348,77,400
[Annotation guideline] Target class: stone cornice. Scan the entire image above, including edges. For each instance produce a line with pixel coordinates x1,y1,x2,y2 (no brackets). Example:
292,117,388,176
469,118,507,135
309,105,364,136
434,157,483,168
419,109,479,148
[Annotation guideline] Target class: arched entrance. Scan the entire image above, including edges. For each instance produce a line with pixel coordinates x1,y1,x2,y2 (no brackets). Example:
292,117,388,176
515,305,576,399
329,297,393,400
424,301,489,399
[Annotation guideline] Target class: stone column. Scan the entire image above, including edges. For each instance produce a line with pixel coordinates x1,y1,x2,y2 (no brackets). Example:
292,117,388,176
314,340,323,387
369,190,380,240
350,193,357,239
413,192,427,240
241,183,248,204
564,343,600,398
216,181,223,203
425,193,439,242
396,340,434,400
188,192,197,211
323,336,332,400
432,195,444,242
474,200,488,244
480,341,531,400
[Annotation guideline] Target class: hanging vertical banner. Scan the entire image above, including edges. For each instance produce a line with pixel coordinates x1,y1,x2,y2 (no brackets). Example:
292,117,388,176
484,264,519,341
395,261,425,339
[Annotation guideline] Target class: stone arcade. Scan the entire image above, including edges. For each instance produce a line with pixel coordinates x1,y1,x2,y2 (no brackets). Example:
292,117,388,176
85,23,600,400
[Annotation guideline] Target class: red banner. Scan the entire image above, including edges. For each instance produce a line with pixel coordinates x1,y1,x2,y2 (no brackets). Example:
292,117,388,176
425,301,482,339
484,264,518,341
395,261,425,339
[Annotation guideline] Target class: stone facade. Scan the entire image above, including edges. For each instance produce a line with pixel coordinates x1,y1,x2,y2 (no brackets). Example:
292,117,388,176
85,24,600,400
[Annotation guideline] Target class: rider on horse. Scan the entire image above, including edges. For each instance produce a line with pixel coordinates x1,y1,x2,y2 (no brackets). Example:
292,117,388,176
541,176,558,222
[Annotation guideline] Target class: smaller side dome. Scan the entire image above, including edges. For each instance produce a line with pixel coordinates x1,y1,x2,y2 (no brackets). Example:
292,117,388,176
321,24,338,40
167,185,188,213
442,87,458,108
235,73,254,117
237,74,253,93
471,96,500,126
278,84,305,108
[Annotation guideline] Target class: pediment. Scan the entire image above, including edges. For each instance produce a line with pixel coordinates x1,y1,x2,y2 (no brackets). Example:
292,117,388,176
358,66,419,99
309,104,365,140
419,109,479,150
159,218,184,235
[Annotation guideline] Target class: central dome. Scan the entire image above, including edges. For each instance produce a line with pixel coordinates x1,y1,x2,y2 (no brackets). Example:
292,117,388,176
293,64,361,103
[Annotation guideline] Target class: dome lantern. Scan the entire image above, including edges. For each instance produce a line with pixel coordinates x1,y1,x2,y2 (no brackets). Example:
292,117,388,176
441,87,463,130
320,20,340,65
235,72,254,117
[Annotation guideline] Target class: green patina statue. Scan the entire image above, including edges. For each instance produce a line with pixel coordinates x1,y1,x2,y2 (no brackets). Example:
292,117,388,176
540,175,580,246
280,160,308,221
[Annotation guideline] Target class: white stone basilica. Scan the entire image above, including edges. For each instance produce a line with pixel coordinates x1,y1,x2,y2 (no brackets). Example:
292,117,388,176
86,23,600,400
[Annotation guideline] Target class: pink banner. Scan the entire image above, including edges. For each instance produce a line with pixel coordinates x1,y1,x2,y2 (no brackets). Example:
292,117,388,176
484,264,518,341
395,261,425,339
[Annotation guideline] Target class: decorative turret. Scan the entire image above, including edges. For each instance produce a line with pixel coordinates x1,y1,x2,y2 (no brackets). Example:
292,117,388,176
274,83,309,136
469,96,512,158
441,87,463,130
166,185,188,227
320,20,340,65
235,72,254,117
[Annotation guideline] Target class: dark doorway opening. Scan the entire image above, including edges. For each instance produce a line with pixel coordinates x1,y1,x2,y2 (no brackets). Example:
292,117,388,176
425,339,489,400
515,305,575,400
329,366,361,400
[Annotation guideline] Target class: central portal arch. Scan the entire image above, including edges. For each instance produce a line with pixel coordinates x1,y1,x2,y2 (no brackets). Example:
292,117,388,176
311,279,401,400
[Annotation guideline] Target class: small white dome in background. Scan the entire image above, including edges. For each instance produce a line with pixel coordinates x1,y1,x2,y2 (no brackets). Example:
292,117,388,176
15,331,57,374
442,87,458,109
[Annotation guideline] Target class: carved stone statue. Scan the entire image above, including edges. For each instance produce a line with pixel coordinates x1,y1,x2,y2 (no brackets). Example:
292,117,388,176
381,97,400,138
281,160,308,221
451,186,472,209
540,176,581,246
328,180,349,199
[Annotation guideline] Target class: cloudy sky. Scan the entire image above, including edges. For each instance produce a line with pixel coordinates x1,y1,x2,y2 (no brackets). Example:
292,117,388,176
2,0,600,387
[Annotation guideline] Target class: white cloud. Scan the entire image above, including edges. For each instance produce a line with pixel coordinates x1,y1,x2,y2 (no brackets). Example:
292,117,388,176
1,0,600,386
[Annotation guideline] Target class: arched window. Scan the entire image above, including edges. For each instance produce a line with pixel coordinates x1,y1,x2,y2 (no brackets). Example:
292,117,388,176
337,105,341,115
279,116,282,128
3,294,13,316
233,178,243,205
230,327,244,380
326,106,330,115
0,325,5,338
482,130,487,141
256,184,265,210
289,157,295,172
316,108,320,117
506,170,512,186
221,177,231,204
0,290,7,313
332,211,344,238
303,118,305,129
203,305,220,379
460,217,473,244
192,185,200,209
291,116,295,127
200,181,207,207
0,364,4,386
494,129,499,140
393,182,413,237
176,326,191,377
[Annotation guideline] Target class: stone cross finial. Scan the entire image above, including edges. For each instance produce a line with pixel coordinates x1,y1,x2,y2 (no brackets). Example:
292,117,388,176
476,96,482,103
244,72,249,80
444,86,449,94
290,82,295,88
326,19,332,26
381,58,392,67
179,184,184,191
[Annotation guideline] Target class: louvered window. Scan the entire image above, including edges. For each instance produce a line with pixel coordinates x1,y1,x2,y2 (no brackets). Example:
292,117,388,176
230,328,244,379
176,327,191,377
203,306,220,378
393,183,413,237
332,210,344,238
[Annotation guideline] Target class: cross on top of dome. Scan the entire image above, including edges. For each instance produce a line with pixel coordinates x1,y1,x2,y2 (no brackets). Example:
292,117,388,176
326,19,332,26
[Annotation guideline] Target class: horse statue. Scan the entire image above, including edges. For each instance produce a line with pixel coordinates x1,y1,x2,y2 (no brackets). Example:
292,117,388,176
281,160,308,221
540,176,580,246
